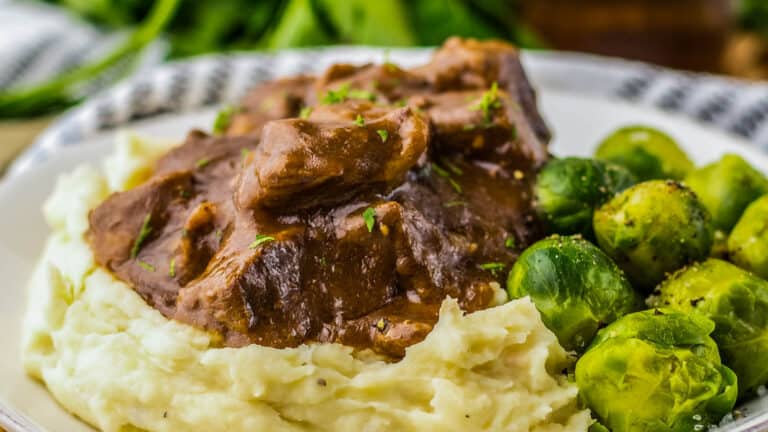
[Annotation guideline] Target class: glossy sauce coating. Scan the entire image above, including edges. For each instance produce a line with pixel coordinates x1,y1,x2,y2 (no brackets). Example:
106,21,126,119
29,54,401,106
88,38,550,358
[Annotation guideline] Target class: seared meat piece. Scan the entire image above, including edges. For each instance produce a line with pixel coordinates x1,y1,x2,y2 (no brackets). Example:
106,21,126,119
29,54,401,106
236,101,429,210
413,37,551,143
413,90,547,166
226,75,315,136
88,38,548,359
311,63,430,105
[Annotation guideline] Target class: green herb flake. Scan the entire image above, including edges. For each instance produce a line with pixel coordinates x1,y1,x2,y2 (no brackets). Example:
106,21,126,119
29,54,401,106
354,114,365,127
442,159,463,175
431,163,451,178
376,129,388,142
449,178,463,194
249,234,276,249
505,237,516,249
462,124,477,131
212,105,235,135
299,106,312,119
363,207,376,233
479,262,506,275
241,148,250,159
169,258,176,278
195,158,211,168
471,81,502,125
395,99,407,107
322,83,350,104
130,214,153,259
348,89,377,102
138,260,156,272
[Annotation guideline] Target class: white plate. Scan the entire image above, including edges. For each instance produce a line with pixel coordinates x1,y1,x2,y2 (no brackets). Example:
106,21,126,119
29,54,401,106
2,90,768,432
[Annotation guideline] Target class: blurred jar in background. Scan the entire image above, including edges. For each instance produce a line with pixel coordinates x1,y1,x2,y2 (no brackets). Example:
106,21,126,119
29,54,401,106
522,0,734,72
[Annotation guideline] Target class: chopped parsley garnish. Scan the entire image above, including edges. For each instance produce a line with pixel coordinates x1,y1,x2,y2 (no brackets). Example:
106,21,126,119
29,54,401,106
241,148,250,159
130,214,153,259
431,163,451,178
449,178,463,194
322,84,376,104
442,159,463,175
212,105,235,135
169,258,176,278
471,81,502,125
138,260,155,272
322,84,349,104
348,88,377,102
195,158,210,168
395,99,407,107
505,237,516,249
249,234,275,249
479,262,506,275
363,207,376,232
444,200,467,208
462,124,477,131
215,229,223,239
354,114,365,127
299,106,312,119
376,129,388,142
375,317,388,332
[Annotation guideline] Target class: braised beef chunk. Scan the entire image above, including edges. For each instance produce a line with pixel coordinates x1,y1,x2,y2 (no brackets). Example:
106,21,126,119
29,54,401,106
236,102,429,210
226,75,315,135
87,38,548,359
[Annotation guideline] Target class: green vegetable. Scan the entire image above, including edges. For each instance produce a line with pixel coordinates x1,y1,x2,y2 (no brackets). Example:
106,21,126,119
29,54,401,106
248,234,275,249
299,106,312,119
376,129,389,143
507,235,641,351
593,180,714,292
653,258,768,396
212,105,235,134
362,207,376,232
354,114,365,127
575,309,738,432
595,126,694,181
534,157,637,238
0,0,180,117
470,81,501,125
728,195,768,278
130,214,153,258
685,154,768,232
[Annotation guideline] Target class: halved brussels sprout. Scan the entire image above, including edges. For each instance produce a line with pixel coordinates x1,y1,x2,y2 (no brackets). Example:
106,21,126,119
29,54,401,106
595,125,694,181
685,154,768,232
507,235,641,351
534,157,636,238
576,309,738,432
728,195,768,278
593,180,714,292
653,258,768,396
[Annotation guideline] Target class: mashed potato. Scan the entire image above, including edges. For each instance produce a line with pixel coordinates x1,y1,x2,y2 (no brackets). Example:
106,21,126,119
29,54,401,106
22,132,591,432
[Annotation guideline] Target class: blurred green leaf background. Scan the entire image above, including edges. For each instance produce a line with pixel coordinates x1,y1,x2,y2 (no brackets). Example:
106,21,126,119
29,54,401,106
41,0,535,57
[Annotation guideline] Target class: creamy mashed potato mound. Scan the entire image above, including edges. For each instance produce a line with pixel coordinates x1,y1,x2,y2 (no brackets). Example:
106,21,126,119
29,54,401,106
22,132,591,432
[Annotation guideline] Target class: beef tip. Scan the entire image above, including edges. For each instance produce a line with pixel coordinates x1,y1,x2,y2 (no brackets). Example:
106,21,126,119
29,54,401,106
311,63,430,105
415,89,547,166
414,37,551,143
236,102,429,211
155,130,258,177
226,75,315,136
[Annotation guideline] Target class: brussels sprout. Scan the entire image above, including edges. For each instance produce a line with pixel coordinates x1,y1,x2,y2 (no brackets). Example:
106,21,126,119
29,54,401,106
534,157,637,238
653,258,768,395
728,195,768,278
595,125,694,181
576,309,738,432
507,235,641,351
684,154,768,232
593,180,714,292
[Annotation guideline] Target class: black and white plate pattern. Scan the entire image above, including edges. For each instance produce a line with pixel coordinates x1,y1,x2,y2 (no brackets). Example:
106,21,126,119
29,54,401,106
5,46,768,178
